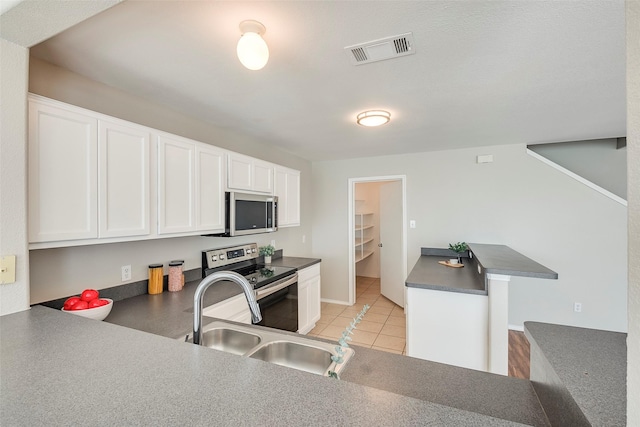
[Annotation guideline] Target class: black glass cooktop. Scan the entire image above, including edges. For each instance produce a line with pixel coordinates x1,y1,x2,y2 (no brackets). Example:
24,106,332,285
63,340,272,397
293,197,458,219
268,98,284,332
231,264,296,289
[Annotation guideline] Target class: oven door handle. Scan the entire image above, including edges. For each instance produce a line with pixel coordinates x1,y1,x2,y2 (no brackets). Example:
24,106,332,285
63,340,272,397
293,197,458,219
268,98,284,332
256,273,298,300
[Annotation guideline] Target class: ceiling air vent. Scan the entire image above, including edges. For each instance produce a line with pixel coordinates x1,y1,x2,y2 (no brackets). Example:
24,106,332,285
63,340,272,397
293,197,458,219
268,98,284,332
344,32,415,66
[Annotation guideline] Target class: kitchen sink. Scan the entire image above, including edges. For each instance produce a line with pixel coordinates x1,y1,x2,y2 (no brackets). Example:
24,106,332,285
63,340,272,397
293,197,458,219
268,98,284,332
186,327,262,356
182,321,354,377
247,340,335,376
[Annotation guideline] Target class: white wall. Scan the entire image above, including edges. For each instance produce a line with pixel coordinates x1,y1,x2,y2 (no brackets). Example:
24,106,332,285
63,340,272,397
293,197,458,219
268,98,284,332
0,0,121,316
626,1,640,424
26,58,312,304
312,143,627,332
0,39,30,315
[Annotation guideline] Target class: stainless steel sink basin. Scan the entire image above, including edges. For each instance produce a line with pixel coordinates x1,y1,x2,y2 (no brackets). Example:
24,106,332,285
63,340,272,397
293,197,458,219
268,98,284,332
247,340,335,376
185,327,261,356
182,321,354,377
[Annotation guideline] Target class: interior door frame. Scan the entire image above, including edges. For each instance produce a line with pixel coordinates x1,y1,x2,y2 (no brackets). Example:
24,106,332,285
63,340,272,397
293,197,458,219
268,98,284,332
348,175,407,306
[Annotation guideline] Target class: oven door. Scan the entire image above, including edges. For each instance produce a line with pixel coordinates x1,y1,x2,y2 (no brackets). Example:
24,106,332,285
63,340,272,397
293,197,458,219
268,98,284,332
254,273,298,333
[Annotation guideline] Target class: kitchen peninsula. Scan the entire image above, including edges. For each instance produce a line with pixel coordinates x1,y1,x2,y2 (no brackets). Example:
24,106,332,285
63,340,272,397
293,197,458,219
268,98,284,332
406,244,558,374
1,270,625,425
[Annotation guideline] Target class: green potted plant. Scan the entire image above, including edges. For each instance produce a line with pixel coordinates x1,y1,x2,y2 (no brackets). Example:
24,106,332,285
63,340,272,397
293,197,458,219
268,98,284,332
259,245,275,264
448,242,468,264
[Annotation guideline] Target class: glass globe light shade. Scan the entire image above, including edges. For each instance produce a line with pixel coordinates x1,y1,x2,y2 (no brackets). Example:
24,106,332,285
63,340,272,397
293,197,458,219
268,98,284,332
237,32,269,71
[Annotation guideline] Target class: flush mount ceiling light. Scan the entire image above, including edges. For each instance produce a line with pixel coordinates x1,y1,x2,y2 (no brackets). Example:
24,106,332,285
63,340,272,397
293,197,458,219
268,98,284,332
356,110,391,127
237,20,269,71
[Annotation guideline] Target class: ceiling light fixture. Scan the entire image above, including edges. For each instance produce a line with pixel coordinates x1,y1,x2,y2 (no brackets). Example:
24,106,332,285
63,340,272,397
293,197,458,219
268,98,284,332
356,110,391,127
237,20,269,71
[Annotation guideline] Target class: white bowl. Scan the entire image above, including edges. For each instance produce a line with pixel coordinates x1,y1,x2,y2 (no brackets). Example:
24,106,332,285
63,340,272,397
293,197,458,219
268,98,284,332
62,299,113,321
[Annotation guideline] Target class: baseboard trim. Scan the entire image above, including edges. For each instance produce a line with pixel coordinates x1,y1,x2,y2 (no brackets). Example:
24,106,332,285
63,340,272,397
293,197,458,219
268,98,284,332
320,298,350,306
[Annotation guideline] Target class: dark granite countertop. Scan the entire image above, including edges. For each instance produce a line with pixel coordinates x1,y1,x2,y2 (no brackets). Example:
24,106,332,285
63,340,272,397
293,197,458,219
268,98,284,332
525,322,626,426
341,346,549,426
102,254,321,338
5,253,556,425
405,250,486,295
468,244,558,279
406,245,557,294
267,255,320,270
1,306,528,426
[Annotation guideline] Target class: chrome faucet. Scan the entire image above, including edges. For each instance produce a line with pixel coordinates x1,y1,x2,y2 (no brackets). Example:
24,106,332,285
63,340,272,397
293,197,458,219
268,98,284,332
193,271,262,346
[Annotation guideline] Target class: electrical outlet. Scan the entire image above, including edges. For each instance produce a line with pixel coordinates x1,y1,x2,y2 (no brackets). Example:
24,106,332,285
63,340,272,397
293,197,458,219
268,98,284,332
121,265,131,282
574,302,582,313
302,235,306,243
270,239,276,248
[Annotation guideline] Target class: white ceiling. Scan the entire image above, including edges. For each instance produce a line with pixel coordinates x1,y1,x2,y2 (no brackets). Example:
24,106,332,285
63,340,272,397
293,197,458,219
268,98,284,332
29,0,626,161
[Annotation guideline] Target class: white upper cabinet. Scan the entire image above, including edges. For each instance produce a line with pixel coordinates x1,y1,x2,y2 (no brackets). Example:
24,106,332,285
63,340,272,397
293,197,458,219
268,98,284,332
157,134,196,234
195,144,225,232
274,166,301,227
27,95,296,247
227,152,274,194
29,99,99,243
29,96,152,245
157,133,225,235
98,119,150,238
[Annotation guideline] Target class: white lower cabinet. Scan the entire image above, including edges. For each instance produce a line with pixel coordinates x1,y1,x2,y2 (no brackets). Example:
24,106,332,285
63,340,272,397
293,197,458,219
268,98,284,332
297,263,321,334
202,293,251,324
406,286,489,372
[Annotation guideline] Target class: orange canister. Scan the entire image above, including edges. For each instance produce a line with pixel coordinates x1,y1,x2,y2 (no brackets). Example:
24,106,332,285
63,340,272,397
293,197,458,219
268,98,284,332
148,263,163,295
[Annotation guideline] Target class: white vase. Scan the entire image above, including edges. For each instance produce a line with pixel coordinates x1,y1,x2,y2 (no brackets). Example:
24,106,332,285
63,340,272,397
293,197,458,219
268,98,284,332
264,255,272,264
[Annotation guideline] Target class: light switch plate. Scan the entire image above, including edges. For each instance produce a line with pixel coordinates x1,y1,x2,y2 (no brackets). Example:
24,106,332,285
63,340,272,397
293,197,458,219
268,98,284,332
0,255,16,284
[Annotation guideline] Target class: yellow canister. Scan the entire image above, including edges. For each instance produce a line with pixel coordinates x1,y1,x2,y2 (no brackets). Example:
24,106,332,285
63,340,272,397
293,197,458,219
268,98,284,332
148,263,163,295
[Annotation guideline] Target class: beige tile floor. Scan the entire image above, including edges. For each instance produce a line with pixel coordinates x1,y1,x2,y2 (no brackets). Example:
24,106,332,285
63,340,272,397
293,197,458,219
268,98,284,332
306,276,407,355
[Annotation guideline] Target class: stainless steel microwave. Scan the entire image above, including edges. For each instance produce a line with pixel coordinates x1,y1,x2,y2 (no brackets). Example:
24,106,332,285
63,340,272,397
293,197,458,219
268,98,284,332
208,192,277,237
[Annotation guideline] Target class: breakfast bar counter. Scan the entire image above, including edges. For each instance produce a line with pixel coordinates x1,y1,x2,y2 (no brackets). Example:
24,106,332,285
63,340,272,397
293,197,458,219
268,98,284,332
1,306,532,426
405,244,558,374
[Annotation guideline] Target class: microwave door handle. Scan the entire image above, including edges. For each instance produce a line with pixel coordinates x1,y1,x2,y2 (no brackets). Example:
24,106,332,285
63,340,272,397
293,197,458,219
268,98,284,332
256,274,298,300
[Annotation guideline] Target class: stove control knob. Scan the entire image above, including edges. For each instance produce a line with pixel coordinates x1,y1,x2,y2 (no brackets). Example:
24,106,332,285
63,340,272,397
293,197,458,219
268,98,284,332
219,254,226,260
251,248,256,253
211,255,218,262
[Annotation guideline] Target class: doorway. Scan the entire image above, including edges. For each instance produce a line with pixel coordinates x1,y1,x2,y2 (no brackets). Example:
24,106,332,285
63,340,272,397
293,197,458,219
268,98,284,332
348,176,407,307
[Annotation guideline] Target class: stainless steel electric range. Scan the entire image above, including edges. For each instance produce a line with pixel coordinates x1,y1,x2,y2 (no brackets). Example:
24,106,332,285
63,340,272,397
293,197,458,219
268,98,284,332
201,243,298,332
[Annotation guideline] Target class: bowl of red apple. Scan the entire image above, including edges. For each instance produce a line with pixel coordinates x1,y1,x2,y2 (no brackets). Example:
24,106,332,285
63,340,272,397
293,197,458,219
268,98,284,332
61,289,113,321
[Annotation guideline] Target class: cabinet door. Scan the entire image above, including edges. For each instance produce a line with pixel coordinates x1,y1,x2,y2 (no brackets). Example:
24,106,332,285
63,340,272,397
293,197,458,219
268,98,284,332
28,100,98,242
157,135,195,234
227,153,274,194
227,153,253,191
252,159,274,194
297,280,310,333
99,120,150,238
297,263,321,334
196,145,225,232
274,167,300,227
202,293,251,324
307,274,321,325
